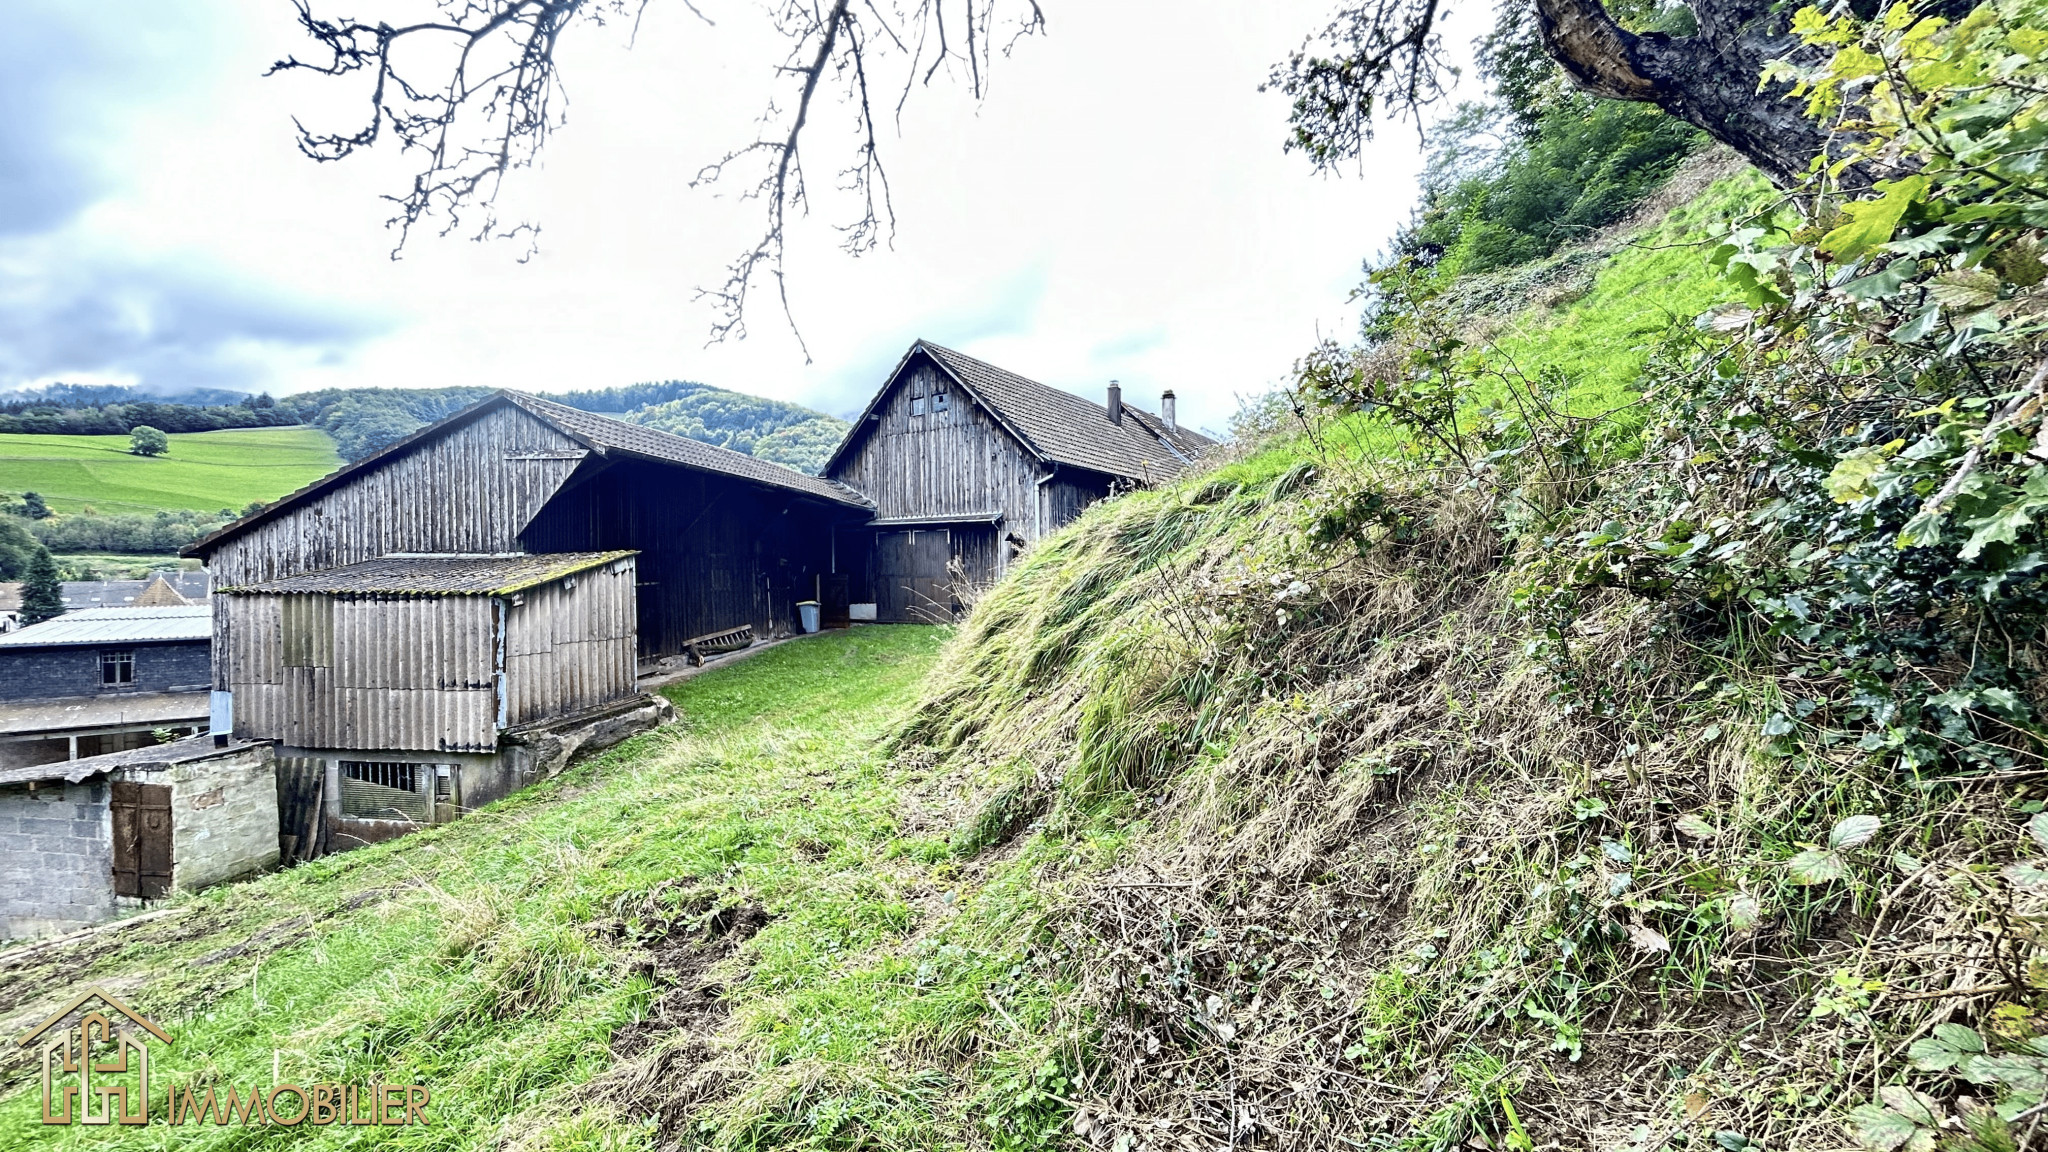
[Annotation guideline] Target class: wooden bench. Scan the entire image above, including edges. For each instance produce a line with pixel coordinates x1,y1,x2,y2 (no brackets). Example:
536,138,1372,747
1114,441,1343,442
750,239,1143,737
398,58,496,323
684,624,755,667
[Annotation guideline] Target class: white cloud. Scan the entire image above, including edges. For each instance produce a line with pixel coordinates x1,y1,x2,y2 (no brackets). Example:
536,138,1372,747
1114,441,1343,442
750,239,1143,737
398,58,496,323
6,0,1473,434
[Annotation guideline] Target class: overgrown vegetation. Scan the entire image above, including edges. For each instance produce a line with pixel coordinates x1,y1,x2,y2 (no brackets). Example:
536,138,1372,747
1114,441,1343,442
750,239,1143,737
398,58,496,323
0,628,1091,1151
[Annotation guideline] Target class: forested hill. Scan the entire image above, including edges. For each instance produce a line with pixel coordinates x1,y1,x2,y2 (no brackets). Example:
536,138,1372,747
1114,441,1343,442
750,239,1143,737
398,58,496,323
0,380,852,474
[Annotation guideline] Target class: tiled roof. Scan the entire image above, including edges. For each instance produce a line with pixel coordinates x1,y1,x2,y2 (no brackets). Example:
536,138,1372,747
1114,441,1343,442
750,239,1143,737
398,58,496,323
913,342,1216,481
0,606,212,648
504,393,870,507
222,551,636,597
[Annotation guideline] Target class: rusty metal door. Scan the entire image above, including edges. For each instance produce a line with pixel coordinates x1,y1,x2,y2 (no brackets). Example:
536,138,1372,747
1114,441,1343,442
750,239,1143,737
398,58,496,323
110,782,172,899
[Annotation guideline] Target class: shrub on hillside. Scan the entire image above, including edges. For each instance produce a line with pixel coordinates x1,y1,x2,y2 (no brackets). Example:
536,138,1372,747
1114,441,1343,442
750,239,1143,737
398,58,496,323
128,425,168,456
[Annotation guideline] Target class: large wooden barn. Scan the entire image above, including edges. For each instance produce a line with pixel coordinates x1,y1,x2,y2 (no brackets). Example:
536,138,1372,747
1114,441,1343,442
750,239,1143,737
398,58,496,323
821,340,1213,621
178,347,1208,854
184,392,873,856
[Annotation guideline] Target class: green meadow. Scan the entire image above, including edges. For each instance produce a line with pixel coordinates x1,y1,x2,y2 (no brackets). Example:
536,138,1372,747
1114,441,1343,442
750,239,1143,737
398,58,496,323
0,427,340,516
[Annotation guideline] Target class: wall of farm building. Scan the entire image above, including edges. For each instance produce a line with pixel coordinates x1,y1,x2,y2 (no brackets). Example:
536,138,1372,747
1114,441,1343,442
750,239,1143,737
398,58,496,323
503,559,638,725
0,640,212,701
830,357,1045,536
522,460,837,659
1041,469,1116,532
0,779,111,939
202,404,587,587
223,593,498,753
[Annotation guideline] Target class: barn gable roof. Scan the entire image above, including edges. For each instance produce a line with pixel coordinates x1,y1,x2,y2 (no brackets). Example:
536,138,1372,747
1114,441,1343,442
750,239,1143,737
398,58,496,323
823,340,1216,482
186,390,870,559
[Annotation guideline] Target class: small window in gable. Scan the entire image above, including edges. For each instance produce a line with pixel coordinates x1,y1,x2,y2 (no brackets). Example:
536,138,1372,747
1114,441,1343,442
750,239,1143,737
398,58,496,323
910,394,927,416
932,393,950,412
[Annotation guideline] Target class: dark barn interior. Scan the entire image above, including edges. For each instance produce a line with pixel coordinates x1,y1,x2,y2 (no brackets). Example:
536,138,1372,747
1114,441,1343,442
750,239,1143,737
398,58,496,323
523,457,869,659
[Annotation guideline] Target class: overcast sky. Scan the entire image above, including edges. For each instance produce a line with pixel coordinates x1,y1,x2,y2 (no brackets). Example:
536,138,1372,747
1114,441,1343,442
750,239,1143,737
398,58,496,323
0,1,1472,436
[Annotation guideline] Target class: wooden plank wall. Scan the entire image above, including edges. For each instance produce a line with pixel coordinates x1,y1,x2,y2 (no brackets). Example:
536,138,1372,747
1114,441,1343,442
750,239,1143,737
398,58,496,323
523,461,837,658
831,359,1042,531
1042,470,1115,533
206,405,588,586
503,559,638,725
225,593,498,752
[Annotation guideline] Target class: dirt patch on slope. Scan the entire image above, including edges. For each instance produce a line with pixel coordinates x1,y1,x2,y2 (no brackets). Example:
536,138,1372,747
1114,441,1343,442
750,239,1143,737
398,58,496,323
584,893,773,1145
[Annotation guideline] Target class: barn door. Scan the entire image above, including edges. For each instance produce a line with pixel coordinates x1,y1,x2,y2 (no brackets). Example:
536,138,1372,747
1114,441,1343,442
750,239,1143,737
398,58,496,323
110,782,172,899
873,530,965,623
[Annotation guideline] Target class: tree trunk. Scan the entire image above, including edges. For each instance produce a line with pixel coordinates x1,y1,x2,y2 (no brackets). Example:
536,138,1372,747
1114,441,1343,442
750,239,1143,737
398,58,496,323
1533,0,1837,188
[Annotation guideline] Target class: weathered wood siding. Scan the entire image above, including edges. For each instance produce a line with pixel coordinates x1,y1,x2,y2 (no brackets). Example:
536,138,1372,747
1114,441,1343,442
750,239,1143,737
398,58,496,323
523,460,836,658
224,593,498,752
1041,470,1115,533
502,558,637,725
206,406,588,586
831,358,1042,531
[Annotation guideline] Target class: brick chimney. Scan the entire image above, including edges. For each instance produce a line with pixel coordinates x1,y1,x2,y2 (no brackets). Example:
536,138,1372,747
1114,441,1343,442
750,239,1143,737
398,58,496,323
1161,389,1177,431
1107,380,1123,425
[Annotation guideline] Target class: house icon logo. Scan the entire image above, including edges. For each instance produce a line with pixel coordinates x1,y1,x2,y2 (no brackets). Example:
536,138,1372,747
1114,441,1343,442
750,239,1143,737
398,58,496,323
16,984,173,1126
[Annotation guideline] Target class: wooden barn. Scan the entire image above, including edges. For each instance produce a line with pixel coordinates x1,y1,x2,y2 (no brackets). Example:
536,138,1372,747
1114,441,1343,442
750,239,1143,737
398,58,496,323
183,392,872,856
822,340,1213,621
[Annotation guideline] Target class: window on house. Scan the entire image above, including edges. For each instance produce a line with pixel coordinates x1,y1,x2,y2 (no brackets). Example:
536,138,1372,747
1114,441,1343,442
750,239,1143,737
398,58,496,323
99,650,134,687
932,393,950,412
339,760,432,823
910,394,927,416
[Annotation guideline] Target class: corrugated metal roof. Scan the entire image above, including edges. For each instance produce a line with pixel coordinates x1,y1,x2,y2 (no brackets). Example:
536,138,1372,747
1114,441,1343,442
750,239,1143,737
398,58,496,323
222,551,636,597
0,691,210,738
504,393,872,507
825,341,1218,482
0,733,263,786
0,606,212,648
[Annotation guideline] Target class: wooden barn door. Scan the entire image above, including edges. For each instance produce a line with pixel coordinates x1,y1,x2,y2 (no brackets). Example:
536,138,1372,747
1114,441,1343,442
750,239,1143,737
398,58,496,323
874,529,980,623
110,782,172,898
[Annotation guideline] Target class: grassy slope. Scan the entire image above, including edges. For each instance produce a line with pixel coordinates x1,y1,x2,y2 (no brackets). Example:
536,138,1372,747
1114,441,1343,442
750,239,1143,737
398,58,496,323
0,427,340,516
0,627,1083,1151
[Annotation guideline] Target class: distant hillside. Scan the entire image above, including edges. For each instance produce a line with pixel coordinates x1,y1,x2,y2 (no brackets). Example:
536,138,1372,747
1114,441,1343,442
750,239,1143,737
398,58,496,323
620,387,848,474
0,380,852,477
277,382,848,472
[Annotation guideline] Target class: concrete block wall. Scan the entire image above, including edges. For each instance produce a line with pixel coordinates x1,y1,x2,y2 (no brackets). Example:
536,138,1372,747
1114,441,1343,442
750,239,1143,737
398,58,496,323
121,744,280,891
0,780,112,939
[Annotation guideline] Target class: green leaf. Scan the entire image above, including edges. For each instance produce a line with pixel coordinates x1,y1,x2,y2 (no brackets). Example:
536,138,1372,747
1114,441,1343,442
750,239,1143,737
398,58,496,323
1675,814,1718,839
2002,861,2048,889
1877,1085,1943,1126
1821,176,1929,262
1958,1052,2048,1092
1845,1103,1917,1151
1726,892,1763,931
1909,1024,1985,1071
1789,848,1849,884
1929,268,2002,308
1827,447,1896,503
1831,814,1882,849
2029,812,2048,851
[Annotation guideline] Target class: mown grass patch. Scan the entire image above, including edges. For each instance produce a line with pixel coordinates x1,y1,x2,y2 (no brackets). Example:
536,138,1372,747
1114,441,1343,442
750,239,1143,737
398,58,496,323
0,427,341,516
0,624,1081,1151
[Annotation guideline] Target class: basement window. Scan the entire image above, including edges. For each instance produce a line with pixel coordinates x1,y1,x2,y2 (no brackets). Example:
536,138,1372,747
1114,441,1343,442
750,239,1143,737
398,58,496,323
339,760,432,823
99,649,135,687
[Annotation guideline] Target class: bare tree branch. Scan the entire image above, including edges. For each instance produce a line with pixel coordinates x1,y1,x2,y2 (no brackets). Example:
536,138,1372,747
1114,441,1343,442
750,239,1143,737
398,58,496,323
275,0,1045,355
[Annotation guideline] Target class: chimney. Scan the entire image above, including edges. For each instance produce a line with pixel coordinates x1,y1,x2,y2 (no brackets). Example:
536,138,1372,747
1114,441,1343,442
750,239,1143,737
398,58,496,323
1161,389,1177,431
1107,380,1123,425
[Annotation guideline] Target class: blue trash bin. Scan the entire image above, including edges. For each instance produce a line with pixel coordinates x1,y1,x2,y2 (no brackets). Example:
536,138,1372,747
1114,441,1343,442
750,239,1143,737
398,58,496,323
797,601,821,633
